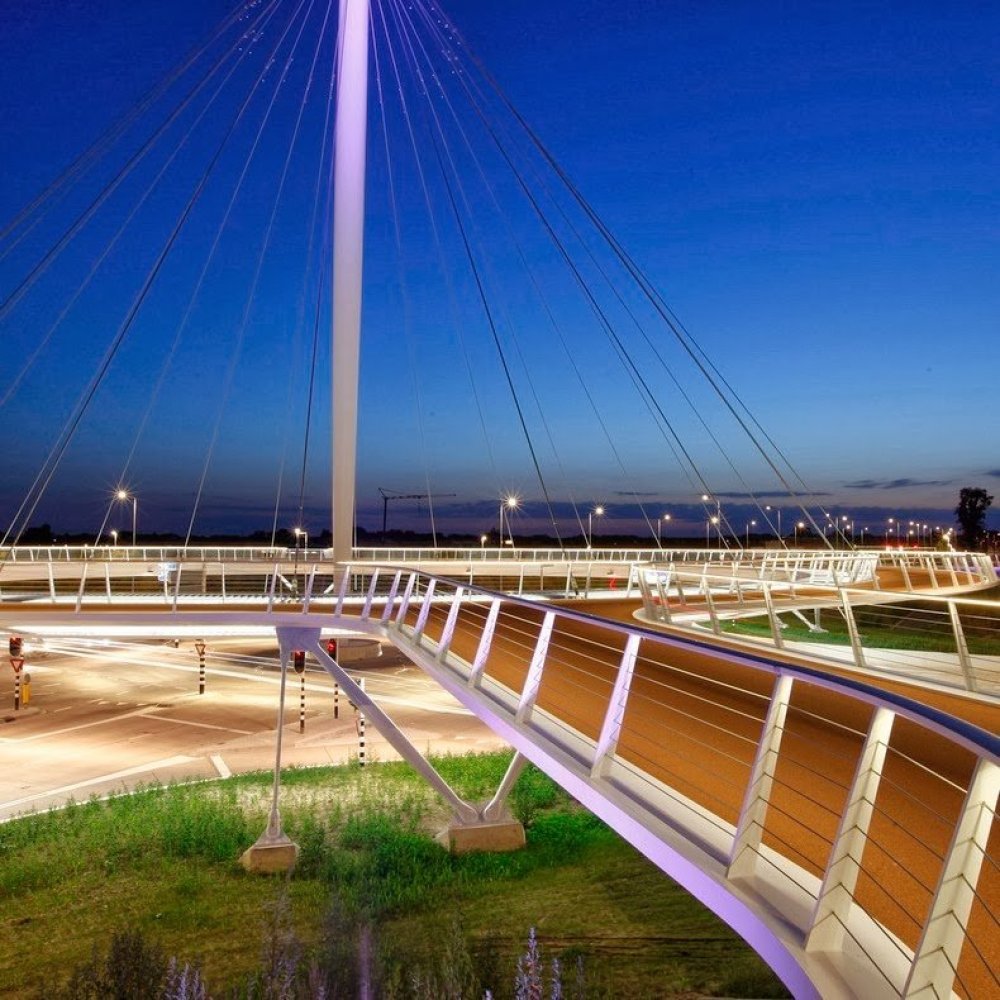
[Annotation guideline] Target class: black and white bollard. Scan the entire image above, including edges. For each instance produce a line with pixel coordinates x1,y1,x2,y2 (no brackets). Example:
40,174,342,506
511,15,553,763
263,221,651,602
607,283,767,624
9,635,24,711
293,650,306,733
333,680,339,719
194,638,207,695
357,677,366,767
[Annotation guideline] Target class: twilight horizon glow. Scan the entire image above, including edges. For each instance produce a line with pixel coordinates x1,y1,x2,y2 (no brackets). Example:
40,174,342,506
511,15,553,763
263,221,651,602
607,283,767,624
0,0,996,539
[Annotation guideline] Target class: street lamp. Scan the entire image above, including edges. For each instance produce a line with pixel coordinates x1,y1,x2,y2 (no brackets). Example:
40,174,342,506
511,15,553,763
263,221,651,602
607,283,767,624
702,494,722,547
658,513,671,547
587,505,605,548
499,495,519,547
115,489,137,547
707,514,720,548
764,505,782,540
746,519,756,547
293,526,308,550
795,521,805,545
110,529,118,546
480,534,488,550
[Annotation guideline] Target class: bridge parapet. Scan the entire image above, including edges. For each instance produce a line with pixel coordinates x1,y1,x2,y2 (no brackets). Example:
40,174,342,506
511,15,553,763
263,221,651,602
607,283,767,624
349,568,1000,998
0,563,996,997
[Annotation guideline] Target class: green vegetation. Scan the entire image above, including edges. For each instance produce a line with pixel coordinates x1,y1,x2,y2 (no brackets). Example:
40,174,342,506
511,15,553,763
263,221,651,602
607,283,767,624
721,595,1000,655
0,752,788,998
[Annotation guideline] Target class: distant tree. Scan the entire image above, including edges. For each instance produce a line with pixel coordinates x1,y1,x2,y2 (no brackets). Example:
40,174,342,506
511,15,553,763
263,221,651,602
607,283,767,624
955,487,993,550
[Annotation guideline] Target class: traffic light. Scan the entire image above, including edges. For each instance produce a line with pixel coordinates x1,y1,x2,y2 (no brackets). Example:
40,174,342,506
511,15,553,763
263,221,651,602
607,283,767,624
9,636,23,656
293,650,306,674
326,638,337,658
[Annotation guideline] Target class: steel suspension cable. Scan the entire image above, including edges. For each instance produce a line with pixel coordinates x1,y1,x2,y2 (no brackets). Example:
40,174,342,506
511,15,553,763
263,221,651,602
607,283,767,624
0,2,282,332
184,0,317,546
0,1,258,264
3,0,284,413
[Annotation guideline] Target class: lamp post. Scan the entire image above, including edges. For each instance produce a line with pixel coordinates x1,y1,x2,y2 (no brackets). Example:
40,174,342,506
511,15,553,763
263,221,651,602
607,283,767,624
587,505,605,548
764,505,782,541
116,489,137,547
480,534,487,551
745,519,756,547
657,513,671,548
499,495,519,547
293,526,308,551
702,494,722,548
795,521,805,545
110,529,118,546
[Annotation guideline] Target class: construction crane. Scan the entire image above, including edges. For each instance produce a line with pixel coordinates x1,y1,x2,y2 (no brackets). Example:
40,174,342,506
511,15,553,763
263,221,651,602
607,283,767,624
378,488,456,542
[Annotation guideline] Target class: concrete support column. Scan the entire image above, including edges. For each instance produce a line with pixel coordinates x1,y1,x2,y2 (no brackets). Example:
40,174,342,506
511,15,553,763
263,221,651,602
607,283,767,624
331,0,371,562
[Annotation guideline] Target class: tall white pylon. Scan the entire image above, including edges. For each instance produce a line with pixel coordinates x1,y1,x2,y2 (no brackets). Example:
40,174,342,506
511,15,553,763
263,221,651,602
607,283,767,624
331,0,370,561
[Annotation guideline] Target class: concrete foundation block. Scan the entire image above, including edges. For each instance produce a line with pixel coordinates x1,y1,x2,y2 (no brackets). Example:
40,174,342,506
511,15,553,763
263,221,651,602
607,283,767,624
437,818,526,854
239,833,299,874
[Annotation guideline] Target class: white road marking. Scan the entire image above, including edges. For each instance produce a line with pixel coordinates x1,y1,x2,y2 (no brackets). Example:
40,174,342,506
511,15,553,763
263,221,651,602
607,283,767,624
210,754,232,778
0,755,196,813
149,715,254,736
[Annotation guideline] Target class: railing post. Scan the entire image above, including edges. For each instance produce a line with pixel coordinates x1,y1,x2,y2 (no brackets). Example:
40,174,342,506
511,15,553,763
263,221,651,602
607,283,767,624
806,706,895,952
361,569,380,620
303,567,316,612
47,559,56,601
380,571,402,624
74,562,89,612
591,634,641,778
727,674,794,879
761,587,785,650
437,587,465,661
412,578,437,640
394,572,417,626
469,598,502,688
946,602,978,693
266,564,278,613
838,588,867,671
334,566,351,615
702,586,723,636
903,758,1000,998
898,556,914,592
515,610,556,724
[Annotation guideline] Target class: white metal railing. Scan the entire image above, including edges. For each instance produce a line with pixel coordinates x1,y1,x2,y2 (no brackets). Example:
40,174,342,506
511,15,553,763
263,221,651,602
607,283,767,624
0,562,997,997
636,563,1000,698
348,568,1000,998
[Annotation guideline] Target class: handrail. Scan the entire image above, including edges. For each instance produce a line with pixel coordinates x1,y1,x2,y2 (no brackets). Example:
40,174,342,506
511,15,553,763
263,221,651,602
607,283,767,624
0,560,996,996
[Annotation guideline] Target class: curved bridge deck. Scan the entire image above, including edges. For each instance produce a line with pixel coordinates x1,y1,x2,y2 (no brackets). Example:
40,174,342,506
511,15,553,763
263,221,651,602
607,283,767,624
1,551,997,999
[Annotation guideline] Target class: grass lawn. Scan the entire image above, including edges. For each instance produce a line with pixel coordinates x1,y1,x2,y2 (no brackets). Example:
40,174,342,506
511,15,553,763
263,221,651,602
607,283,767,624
0,752,789,998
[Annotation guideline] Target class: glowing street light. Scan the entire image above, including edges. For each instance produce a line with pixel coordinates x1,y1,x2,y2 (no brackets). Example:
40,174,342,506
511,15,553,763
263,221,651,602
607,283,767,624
657,513,671,547
115,489,137,547
746,519,756,547
764,504,782,540
587,505,605,548
293,526,308,550
480,534,488,550
795,521,805,545
499,495,519,547
110,529,118,546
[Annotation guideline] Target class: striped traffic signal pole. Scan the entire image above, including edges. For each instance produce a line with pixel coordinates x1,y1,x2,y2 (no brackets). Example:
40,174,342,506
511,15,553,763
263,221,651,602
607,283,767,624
9,636,24,711
11,659,23,710
293,651,306,733
194,639,207,695
357,677,366,767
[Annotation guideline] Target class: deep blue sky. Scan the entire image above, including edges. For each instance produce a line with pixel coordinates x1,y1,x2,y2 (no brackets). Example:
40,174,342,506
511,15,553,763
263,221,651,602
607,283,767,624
0,0,997,539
